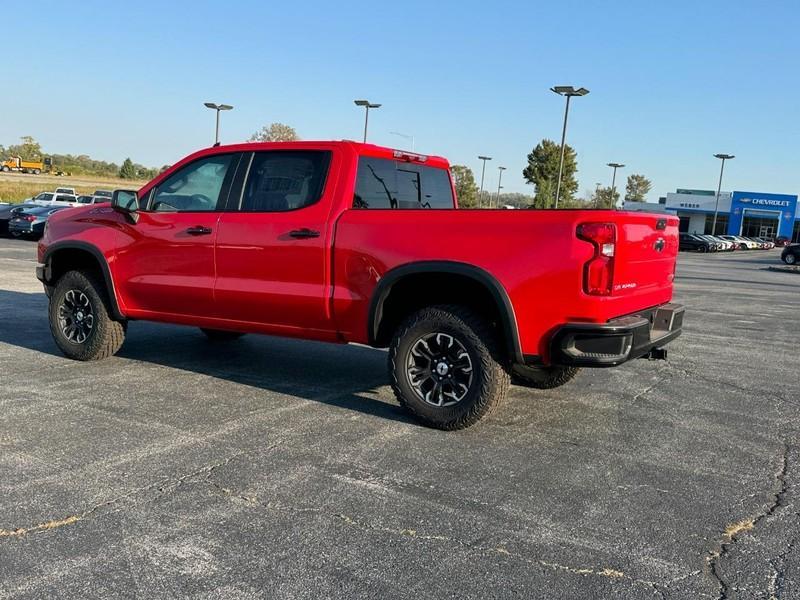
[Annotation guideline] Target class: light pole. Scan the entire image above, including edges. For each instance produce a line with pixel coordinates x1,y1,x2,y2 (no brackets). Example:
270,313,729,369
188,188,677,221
607,163,625,209
389,131,415,151
551,86,589,208
354,100,381,142
712,154,735,235
477,156,492,207
204,102,233,146
496,166,506,208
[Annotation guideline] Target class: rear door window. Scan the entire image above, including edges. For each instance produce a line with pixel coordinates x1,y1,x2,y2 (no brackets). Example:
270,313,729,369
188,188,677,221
239,151,331,212
353,157,454,209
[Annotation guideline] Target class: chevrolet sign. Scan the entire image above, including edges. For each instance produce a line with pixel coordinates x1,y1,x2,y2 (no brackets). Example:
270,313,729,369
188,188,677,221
738,198,791,207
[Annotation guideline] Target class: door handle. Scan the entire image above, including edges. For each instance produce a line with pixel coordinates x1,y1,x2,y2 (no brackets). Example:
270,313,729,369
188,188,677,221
186,226,213,236
288,228,320,239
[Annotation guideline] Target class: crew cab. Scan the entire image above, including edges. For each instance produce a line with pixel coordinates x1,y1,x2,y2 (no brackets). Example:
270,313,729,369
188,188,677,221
36,141,684,430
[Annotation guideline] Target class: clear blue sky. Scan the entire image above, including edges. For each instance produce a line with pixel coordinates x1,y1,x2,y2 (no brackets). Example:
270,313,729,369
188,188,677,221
3,1,799,200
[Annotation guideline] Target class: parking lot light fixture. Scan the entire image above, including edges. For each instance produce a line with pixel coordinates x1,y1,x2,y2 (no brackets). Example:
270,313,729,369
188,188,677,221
551,86,589,208
607,163,625,209
204,102,234,146
477,156,492,207
354,100,382,143
712,154,735,235
496,166,506,208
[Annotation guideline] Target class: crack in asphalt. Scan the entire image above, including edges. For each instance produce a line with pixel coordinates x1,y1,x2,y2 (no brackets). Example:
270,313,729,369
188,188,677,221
201,474,693,594
706,444,790,599
0,451,251,541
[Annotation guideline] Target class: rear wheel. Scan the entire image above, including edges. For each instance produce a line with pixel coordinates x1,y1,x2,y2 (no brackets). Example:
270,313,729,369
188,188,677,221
389,305,510,430
200,328,245,341
512,365,580,389
49,270,126,360
697,245,706,253
785,253,797,265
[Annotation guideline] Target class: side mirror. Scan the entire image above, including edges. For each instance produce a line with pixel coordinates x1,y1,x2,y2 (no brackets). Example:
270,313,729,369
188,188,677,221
111,189,139,223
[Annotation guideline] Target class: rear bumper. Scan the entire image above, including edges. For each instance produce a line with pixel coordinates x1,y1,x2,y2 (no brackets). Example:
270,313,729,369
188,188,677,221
549,303,684,367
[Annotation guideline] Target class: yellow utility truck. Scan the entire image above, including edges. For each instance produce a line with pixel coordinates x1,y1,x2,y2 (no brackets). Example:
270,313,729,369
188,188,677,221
1,156,45,174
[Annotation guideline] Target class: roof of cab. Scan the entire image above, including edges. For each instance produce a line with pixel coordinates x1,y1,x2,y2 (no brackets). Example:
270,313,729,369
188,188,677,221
205,140,450,169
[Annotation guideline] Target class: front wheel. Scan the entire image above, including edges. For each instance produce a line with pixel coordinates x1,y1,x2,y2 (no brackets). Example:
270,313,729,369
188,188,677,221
49,270,126,360
389,305,510,430
512,365,580,389
785,253,798,265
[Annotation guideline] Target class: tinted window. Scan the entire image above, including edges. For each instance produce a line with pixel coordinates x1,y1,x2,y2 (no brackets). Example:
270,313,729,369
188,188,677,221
353,157,454,209
35,193,54,202
77,196,93,204
151,154,234,212
240,151,330,212
55,195,75,203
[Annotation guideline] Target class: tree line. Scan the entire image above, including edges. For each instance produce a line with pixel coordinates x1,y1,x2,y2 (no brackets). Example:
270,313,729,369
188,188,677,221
452,139,652,209
0,136,164,180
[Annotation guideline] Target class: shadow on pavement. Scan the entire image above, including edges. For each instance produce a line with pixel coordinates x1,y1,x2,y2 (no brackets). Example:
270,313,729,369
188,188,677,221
0,289,412,425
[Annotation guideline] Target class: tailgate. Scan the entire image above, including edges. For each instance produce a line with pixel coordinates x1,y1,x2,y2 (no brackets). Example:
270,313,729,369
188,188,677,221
612,213,678,299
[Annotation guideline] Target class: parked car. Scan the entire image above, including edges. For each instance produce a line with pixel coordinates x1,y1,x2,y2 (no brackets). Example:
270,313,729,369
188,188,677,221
679,233,714,252
0,203,40,236
76,195,108,205
27,192,81,207
8,206,70,239
704,235,735,251
92,190,113,200
695,235,727,251
751,237,775,249
55,187,77,195
781,244,800,265
774,236,791,247
719,235,759,250
36,141,684,430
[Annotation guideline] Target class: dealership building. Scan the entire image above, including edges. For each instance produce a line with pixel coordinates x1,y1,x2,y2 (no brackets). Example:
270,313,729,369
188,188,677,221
627,189,800,242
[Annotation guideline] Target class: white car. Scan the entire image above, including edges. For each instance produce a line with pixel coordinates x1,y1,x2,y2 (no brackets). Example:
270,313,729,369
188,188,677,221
719,235,759,250
28,192,81,208
702,235,735,251
55,187,77,195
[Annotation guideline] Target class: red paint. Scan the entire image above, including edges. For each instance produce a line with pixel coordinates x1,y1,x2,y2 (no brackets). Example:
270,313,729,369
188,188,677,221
39,141,679,366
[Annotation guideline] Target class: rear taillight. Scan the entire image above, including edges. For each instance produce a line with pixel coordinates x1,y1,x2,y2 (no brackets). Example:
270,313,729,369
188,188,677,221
577,222,616,296
24,215,36,222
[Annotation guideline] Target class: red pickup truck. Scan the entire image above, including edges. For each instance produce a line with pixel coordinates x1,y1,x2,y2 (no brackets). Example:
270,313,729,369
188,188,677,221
37,141,683,429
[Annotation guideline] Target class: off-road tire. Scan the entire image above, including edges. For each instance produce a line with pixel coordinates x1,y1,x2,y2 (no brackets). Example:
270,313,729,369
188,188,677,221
200,328,245,341
49,269,126,361
388,305,510,430
511,365,580,389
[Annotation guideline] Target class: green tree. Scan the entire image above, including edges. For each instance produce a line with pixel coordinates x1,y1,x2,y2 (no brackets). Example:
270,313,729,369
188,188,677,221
522,139,578,208
119,158,137,179
6,136,43,160
594,186,620,208
450,165,479,207
625,174,652,202
249,122,299,142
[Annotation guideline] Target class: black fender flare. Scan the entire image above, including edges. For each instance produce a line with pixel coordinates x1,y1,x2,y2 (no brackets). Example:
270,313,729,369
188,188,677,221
367,260,523,364
40,241,125,321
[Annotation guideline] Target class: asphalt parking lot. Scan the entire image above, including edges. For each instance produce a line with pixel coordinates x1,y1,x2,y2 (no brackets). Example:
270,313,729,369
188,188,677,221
0,239,798,599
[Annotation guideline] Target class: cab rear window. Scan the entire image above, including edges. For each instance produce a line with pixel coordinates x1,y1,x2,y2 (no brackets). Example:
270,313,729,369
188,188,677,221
353,157,453,209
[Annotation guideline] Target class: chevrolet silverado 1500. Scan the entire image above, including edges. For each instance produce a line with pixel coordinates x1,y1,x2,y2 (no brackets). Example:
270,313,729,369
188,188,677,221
37,141,684,429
